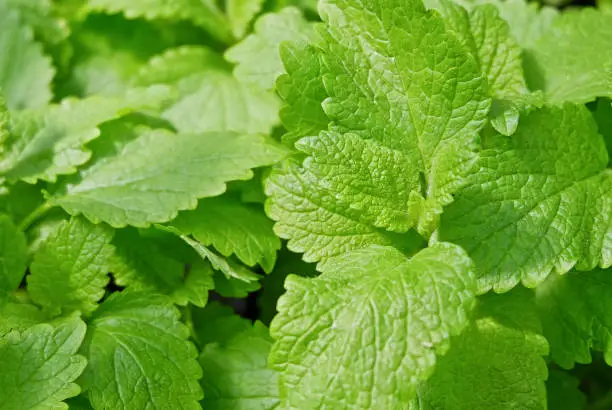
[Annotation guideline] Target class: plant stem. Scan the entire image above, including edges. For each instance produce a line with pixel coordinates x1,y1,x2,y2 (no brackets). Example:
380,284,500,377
18,201,54,231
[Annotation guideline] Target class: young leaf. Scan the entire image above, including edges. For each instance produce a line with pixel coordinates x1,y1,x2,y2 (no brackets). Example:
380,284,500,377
172,195,281,273
0,315,87,408
0,215,27,305
536,268,612,368
200,322,279,410
266,0,490,263
440,104,612,292
0,86,171,183
80,292,203,409
225,7,314,91
0,4,54,110
53,129,287,227
527,9,612,104
0,298,47,337
269,243,476,409
28,216,114,315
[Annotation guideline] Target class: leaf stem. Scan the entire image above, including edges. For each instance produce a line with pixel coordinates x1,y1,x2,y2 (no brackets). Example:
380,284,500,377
18,201,54,231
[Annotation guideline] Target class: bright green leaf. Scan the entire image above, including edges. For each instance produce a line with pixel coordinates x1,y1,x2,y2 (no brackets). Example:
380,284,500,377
28,216,114,315
412,317,548,409
527,9,612,104
226,0,264,39
173,195,280,273
0,86,171,183
200,322,279,410
225,7,314,90
270,243,476,409
440,104,612,292
266,0,490,263
536,268,612,368
80,292,203,410
53,129,286,227
0,315,87,409
0,4,54,110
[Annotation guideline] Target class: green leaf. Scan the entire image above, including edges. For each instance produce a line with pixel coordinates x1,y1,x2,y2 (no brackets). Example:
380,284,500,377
53,129,286,227
426,0,533,136
269,243,476,409
0,215,27,305
133,45,280,134
412,318,548,409
163,69,280,134
200,322,279,410
213,270,262,298
275,42,329,147
592,98,612,167
266,0,490,263
226,0,265,39
28,216,114,315
440,104,612,292
535,268,612,368
189,301,252,347
86,0,232,43
0,295,47,337
527,9,612,104
225,7,314,91
546,369,587,410
0,3,54,110
2,0,71,46
109,228,214,307
80,292,203,409
0,315,87,409
0,86,171,183
173,195,281,273
171,229,263,284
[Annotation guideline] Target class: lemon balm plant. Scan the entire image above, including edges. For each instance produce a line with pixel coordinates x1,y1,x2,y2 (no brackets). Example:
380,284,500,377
0,0,610,409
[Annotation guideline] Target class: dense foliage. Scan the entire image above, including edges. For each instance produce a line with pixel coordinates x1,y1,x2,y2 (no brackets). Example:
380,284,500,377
0,0,611,409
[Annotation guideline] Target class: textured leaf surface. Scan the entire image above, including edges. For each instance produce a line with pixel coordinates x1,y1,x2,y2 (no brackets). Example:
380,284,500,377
0,215,27,305
269,244,476,409
0,4,54,110
109,229,214,307
0,86,170,183
528,9,612,103
426,0,532,135
266,0,489,263
0,316,87,409
536,268,612,368
80,292,203,410
53,129,286,227
225,7,313,90
200,322,279,410
440,104,612,292
412,317,548,409
28,216,114,315
173,195,280,273
0,298,46,337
